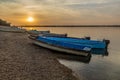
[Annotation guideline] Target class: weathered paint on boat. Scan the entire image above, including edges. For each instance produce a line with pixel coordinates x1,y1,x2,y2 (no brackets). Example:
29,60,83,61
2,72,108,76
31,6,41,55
36,36,109,55
29,35,109,56
29,36,91,56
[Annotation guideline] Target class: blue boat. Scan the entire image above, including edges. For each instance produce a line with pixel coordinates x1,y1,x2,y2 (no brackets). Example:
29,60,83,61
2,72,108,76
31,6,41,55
29,36,109,56
38,37,109,54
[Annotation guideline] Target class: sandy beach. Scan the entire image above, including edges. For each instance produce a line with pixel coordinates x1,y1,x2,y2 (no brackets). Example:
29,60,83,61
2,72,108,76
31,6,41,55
0,26,78,80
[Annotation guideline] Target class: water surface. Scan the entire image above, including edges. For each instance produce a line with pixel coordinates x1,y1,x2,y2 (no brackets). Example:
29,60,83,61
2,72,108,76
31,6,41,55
24,27,120,80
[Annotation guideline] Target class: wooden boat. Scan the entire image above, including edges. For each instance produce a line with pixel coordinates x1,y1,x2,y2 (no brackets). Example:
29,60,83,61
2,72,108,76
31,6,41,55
29,35,110,56
39,36,109,55
27,30,50,35
39,33,67,37
29,36,91,56
28,30,90,39
28,30,68,38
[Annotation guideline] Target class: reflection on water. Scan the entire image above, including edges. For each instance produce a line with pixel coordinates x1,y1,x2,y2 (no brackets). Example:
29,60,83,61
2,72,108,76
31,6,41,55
51,51,92,63
24,27,120,80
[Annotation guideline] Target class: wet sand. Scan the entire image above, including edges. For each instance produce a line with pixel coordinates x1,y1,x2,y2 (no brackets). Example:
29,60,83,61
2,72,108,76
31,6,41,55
0,26,78,80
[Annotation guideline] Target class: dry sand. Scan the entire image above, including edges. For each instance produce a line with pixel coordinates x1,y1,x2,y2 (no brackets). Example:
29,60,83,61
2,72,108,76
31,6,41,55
0,26,78,80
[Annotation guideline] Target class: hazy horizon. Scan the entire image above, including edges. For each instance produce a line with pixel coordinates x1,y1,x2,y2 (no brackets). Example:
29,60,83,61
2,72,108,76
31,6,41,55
0,0,120,25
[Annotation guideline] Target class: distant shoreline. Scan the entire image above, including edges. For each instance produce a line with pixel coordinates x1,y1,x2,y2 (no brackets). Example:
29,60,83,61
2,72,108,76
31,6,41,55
19,25,120,27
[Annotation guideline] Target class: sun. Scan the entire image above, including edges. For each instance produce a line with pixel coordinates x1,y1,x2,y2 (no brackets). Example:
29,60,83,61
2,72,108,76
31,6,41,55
27,17,34,22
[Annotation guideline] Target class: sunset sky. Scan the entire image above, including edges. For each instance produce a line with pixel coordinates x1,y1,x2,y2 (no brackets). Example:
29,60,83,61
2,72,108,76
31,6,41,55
0,0,120,25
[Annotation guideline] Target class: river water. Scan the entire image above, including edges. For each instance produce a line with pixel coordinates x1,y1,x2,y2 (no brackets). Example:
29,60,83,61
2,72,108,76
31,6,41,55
23,27,120,80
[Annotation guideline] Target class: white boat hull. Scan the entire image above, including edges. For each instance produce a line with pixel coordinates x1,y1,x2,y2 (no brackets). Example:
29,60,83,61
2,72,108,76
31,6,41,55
32,40,90,56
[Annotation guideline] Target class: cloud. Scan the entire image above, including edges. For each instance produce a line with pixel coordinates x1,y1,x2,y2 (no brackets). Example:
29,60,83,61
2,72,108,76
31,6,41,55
65,0,120,9
0,0,17,4
64,0,120,19
0,0,120,25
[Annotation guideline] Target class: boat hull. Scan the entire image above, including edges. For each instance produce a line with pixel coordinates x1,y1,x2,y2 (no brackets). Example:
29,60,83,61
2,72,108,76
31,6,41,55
30,38,90,56
36,36,109,55
29,35,109,56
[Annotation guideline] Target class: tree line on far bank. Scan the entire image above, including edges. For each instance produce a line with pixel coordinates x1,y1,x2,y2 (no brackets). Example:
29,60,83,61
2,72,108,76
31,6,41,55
0,19,11,26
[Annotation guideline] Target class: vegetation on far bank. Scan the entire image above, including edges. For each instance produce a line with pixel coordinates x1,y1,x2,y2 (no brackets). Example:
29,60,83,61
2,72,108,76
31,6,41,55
0,19,11,26
20,25,120,27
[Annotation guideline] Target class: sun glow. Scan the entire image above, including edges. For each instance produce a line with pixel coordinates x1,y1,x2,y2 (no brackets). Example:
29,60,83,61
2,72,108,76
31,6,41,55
27,17,34,22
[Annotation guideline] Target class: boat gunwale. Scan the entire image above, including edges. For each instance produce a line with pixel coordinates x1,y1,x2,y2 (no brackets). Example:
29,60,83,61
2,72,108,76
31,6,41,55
38,36,106,49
